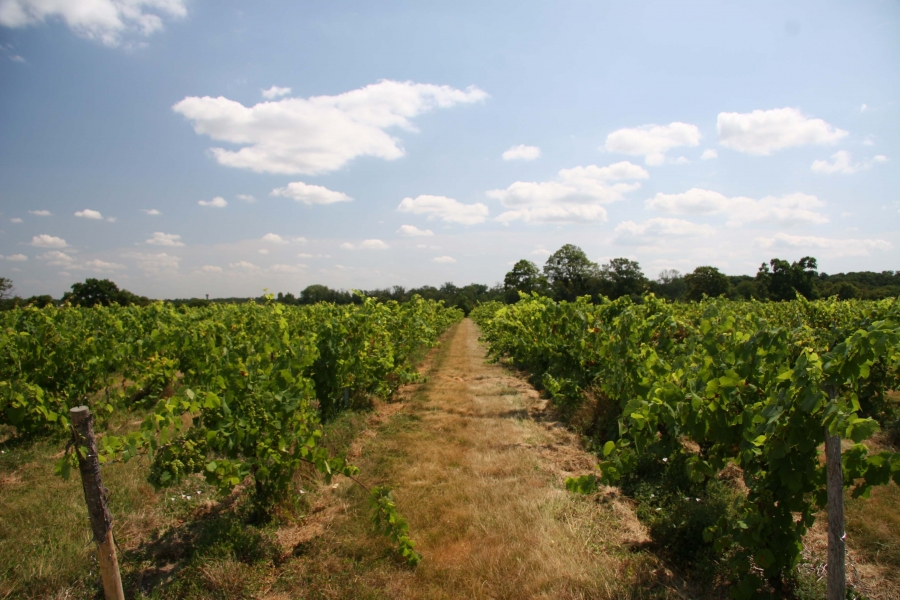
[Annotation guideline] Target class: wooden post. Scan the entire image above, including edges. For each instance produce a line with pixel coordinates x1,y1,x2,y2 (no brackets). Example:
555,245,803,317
825,427,846,600
70,406,125,600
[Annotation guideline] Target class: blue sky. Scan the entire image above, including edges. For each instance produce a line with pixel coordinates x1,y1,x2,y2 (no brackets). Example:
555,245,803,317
0,0,897,298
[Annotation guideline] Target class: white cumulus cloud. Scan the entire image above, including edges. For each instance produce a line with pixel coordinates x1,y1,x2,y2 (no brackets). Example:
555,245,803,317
0,0,188,47
755,233,892,257
261,233,288,244
75,259,125,272
810,150,888,175
341,239,389,250
10,217,23,223
229,261,259,270
31,234,67,248
700,149,718,160
613,218,715,246
488,161,648,224
646,188,828,228
432,256,456,264
28,209,51,216
141,208,161,215
261,85,291,99
271,181,352,205
173,80,488,175
75,208,103,219
397,195,489,225
37,250,74,265
146,232,184,246
199,265,222,273
396,224,434,237
268,264,306,274
717,107,848,155
604,122,701,165
236,194,256,203
126,252,180,274
2,253,27,261
198,196,227,208
502,144,541,161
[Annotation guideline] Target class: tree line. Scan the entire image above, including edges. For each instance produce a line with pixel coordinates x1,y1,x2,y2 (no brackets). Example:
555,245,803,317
1,245,897,313
502,245,896,304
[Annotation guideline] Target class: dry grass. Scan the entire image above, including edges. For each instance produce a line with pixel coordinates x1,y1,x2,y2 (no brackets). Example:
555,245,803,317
271,319,682,599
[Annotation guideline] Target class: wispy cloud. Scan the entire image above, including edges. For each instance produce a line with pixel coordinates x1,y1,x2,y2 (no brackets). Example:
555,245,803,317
261,85,291,99
271,182,352,205
198,196,227,208
396,224,434,237
810,151,887,175
754,233,891,257
341,239,389,250
145,232,184,247
646,189,828,227
398,195,489,225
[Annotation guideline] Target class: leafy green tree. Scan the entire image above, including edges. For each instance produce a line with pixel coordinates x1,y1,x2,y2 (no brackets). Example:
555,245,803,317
599,258,648,300
0,277,13,300
24,295,55,308
684,266,731,301
504,259,548,302
756,256,819,301
835,282,859,300
652,269,686,301
299,284,355,304
543,244,600,302
731,279,764,300
62,278,147,307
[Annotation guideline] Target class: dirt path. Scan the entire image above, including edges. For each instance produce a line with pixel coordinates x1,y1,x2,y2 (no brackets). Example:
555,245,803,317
281,319,657,599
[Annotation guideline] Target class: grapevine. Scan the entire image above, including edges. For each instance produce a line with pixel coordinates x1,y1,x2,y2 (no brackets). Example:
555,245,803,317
474,294,900,595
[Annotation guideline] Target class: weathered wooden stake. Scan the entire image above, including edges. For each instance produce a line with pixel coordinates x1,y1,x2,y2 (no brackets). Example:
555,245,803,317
70,406,125,600
825,427,846,600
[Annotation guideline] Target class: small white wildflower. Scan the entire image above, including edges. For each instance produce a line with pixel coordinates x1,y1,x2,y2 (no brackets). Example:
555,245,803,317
696,498,701,502
186,495,192,500
662,457,668,462
655,507,662,511
299,490,306,494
